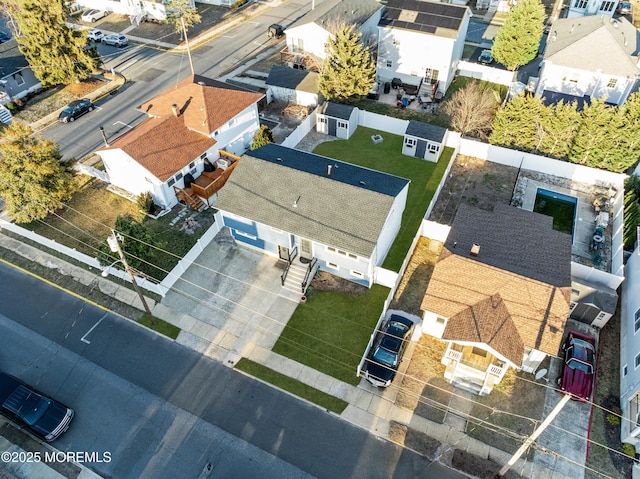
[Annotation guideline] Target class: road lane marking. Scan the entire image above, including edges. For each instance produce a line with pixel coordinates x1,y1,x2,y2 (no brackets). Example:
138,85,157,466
81,315,106,344
113,120,134,129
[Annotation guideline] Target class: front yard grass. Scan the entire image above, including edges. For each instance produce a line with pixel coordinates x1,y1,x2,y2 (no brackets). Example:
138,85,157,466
313,126,451,272
272,284,390,385
235,359,349,414
22,175,215,280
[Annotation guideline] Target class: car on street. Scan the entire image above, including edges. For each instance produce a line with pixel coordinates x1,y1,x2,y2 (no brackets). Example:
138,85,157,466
58,98,94,123
617,1,632,14
478,49,493,65
267,24,285,39
87,28,104,42
0,30,11,43
101,34,128,47
81,9,108,23
558,330,597,402
363,314,414,388
0,372,74,442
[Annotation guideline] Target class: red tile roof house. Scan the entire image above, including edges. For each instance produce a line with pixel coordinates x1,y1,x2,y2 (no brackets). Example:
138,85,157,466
96,74,264,211
421,203,572,395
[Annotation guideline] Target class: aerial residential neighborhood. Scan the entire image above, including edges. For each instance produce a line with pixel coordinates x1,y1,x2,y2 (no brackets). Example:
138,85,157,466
0,0,639,478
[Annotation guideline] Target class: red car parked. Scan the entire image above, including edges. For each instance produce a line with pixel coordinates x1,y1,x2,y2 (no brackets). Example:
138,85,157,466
559,331,597,402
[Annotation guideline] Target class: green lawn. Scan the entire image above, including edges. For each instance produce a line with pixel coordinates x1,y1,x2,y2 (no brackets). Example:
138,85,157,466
235,359,349,414
314,126,452,271
272,284,390,385
139,312,181,340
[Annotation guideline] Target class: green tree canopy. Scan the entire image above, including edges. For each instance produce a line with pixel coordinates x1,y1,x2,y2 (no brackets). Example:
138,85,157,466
6,0,100,86
623,189,640,250
165,0,201,34
491,0,545,70
0,122,75,223
489,94,545,151
318,24,376,104
568,98,621,168
251,125,275,150
98,214,157,272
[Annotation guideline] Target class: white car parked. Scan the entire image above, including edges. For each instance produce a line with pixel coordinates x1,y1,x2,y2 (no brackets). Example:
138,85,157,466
81,9,107,23
87,28,104,42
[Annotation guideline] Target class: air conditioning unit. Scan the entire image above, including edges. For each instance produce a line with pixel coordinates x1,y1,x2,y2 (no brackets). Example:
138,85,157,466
216,158,230,170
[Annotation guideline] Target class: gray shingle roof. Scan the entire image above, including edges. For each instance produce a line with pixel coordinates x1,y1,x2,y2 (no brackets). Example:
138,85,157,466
318,101,356,120
379,0,468,38
290,0,382,30
405,120,447,142
0,40,28,77
265,65,319,94
544,16,640,76
215,144,410,257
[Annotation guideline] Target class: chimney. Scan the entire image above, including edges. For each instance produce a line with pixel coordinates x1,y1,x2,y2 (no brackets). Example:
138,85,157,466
171,104,179,117
470,243,480,256
328,164,332,176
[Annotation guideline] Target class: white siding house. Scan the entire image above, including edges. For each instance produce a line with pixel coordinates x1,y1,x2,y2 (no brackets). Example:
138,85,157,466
280,0,383,71
214,144,411,288
376,0,471,95
536,16,640,107
96,75,263,209
620,246,640,473
73,0,171,21
265,65,320,107
316,102,358,139
567,0,620,18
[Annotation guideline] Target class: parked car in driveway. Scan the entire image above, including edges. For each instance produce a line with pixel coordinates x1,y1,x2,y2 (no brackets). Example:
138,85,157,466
617,1,632,14
558,330,597,402
101,34,128,47
478,49,493,65
58,98,94,123
87,28,104,42
81,9,107,23
0,372,74,442
363,314,414,388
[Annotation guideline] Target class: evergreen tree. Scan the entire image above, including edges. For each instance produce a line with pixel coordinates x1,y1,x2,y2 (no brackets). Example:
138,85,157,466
538,100,580,159
318,24,376,103
251,125,275,150
611,92,640,172
623,189,640,250
6,0,100,86
440,81,499,139
0,122,75,223
568,98,620,169
492,0,545,71
489,94,545,151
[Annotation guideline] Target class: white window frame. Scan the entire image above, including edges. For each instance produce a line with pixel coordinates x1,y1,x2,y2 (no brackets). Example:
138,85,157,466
235,230,257,240
635,353,640,369
327,261,339,269
599,0,614,11
337,121,348,129
428,143,439,153
13,73,24,86
634,308,640,333
607,78,617,89
386,60,392,68
351,270,363,278
574,0,587,7
405,137,416,147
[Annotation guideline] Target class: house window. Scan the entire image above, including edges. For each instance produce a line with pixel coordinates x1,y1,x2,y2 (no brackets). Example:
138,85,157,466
175,172,183,181
228,118,236,126
348,253,357,259
428,143,439,153
634,308,640,333
425,68,439,83
318,117,326,124
436,316,446,324
635,353,640,369
607,78,617,88
327,246,336,252
386,60,392,68
405,138,416,147
472,347,487,357
214,130,219,136
167,178,175,187
624,365,628,376
574,0,587,7
337,121,347,129
351,270,363,278
327,262,338,269
190,168,197,175
13,73,24,86
190,161,196,168
235,230,257,240
270,226,283,233
599,0,614,10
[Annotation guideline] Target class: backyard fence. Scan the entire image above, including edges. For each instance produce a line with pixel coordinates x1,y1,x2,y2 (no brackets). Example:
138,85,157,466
280,108,317,148
456,61,517,86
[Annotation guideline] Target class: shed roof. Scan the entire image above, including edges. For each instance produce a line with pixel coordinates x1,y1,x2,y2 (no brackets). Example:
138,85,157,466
406,120,447,142
265,65,320,94
215,144,410,257
318,101,357,120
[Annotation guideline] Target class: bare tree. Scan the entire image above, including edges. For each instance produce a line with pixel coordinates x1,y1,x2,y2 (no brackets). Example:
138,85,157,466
440,81,500,139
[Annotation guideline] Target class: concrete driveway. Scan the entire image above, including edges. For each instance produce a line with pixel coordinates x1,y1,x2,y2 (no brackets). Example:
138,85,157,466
161,229,300,365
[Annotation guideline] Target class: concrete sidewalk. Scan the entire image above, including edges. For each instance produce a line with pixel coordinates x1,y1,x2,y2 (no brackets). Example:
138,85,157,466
0,233,574,479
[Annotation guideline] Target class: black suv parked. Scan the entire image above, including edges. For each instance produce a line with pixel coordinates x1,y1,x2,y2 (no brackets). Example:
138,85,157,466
0,372,74,441
58,98,94,123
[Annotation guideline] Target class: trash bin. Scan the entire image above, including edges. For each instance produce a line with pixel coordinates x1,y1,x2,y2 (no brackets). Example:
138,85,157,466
383,82,391,94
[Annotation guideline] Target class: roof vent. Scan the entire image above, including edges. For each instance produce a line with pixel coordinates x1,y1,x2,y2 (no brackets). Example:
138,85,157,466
171,104,179,117
328,165,332,176
276,157,282,161
470,243,480,256
359,181,366,185
293,195,301,208
198,81,205,85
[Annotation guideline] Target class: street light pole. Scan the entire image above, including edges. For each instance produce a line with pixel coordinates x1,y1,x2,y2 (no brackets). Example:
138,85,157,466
181,16,195,76
106,230,156,325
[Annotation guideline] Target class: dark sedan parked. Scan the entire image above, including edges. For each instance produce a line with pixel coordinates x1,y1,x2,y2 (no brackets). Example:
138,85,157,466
0,372,74,441
558,331,597,402
58,98,94,123
363,314,414,387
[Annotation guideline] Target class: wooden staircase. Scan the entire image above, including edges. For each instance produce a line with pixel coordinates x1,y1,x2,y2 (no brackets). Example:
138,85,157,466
176,188,205,211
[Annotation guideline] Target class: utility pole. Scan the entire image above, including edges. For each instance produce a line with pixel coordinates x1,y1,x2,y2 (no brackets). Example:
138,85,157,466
106,230,156,325
497,393,571,477
181,16,195,76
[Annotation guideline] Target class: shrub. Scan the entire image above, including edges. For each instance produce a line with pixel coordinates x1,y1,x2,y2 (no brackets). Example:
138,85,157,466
607,413,621,426
136,192,153,214
5,102,17,113
232,0,248,7
623,443,636,457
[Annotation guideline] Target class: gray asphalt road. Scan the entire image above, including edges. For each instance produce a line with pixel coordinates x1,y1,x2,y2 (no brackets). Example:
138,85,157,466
0,262,464,479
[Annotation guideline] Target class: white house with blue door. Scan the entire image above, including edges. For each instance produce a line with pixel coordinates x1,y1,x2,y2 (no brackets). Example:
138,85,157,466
402,120,448,162
214,144,410,287
316,102,358,139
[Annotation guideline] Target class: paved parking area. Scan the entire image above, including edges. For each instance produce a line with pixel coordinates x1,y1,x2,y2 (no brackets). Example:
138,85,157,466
160,229,299,364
